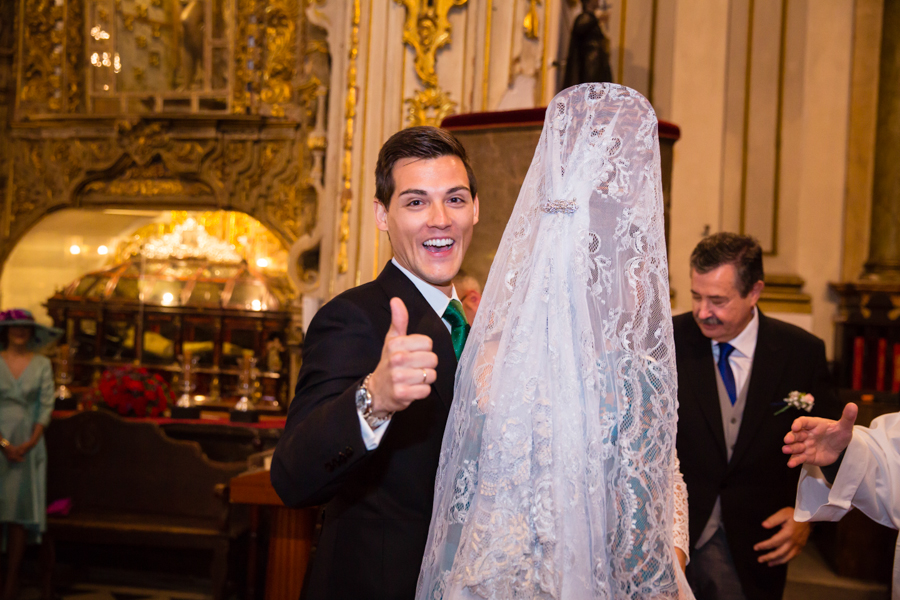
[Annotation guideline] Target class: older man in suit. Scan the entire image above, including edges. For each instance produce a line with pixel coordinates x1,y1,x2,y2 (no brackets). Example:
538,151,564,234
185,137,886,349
675,233,841,600
271,126,478,600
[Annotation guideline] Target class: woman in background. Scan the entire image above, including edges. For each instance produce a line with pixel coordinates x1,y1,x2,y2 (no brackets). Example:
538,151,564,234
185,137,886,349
0,309,60,600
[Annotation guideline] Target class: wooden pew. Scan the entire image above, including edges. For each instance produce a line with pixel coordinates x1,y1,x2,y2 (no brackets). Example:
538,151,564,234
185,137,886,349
230,464,317,600
45,410,249,600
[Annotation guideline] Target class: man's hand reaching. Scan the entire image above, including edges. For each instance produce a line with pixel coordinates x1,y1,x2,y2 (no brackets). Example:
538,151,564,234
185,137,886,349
783,402,858,469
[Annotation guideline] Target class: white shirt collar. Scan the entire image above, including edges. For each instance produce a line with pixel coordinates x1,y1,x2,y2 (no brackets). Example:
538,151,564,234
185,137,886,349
713,306,759,359
391,258,458,318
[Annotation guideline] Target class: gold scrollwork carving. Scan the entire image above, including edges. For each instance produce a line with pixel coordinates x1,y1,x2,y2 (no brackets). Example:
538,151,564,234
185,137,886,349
307,136,327,152
233,0,259,114
405,87,457,127
66,0,85,112
19,0,59,113
113,121,210,170
83,162,214,197
396,0,467,87
397,0,467,128
260,1,297,118
7,123,314,248
84,179,212,196
523,0,541,39
337,0,361,275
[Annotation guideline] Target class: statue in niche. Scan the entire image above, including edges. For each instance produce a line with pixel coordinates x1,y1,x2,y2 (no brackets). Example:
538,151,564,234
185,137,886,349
175,0,204,89
562,0,613,89
265,335,284,373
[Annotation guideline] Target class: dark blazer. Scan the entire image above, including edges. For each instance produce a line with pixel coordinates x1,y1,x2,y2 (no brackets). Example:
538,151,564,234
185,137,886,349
271,262,457,600
674,310,841,600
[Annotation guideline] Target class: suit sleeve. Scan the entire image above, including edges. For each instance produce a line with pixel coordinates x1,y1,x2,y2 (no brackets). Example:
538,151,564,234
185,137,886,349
271,296,384,507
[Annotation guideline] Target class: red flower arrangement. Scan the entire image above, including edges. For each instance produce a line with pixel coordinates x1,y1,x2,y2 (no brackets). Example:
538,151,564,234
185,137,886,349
90,366,174,417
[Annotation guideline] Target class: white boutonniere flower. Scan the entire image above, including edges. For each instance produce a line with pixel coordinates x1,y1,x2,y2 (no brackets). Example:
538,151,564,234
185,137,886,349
774,391,814,415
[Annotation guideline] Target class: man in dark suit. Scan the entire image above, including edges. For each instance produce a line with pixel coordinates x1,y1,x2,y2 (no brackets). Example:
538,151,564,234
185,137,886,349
271,126,479,600
675,233,841,600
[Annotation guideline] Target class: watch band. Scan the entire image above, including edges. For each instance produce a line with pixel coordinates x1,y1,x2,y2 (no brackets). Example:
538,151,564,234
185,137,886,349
357,373,392,429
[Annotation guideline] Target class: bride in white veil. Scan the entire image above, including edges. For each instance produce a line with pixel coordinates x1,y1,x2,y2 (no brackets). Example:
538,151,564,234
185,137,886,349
417,83,693,600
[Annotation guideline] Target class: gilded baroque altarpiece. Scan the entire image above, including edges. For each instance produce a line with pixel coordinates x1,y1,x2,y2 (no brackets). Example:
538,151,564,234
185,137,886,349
3,0,334,295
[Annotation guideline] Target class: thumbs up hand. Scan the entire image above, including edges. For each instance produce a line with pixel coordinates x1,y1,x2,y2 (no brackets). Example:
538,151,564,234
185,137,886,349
367,298,438,416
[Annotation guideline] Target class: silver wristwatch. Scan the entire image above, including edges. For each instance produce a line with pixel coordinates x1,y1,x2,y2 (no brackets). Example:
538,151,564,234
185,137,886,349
356,373,392,429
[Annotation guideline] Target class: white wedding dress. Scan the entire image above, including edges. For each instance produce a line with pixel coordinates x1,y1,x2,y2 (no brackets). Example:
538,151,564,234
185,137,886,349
417,83,694,600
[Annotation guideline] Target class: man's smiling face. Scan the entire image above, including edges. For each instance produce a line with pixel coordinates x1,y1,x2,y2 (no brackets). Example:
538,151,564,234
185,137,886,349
690,263,762,342
374,155,479,294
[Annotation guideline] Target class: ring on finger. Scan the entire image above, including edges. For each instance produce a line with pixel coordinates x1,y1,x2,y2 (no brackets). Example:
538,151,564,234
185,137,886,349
422,370,428,384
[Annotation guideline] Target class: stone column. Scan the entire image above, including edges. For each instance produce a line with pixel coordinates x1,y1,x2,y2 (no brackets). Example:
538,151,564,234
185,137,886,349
864,0,900,279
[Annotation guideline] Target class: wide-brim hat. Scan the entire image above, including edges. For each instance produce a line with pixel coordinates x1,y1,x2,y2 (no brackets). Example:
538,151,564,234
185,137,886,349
0,309,63,351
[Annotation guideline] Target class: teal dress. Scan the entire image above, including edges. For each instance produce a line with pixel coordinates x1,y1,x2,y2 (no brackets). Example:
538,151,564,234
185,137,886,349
0,354,54,540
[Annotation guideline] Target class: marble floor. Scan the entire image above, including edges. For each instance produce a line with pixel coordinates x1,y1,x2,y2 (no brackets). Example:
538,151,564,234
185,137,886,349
784,542,890,600
8,539,893,600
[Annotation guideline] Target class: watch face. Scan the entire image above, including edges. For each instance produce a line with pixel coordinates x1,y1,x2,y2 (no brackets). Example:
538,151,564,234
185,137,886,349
355,384,370,413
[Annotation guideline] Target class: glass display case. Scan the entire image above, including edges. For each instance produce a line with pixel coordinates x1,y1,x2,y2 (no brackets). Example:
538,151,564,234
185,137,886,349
46,221,298,412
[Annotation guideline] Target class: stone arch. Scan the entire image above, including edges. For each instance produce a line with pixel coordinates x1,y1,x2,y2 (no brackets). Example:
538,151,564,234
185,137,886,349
2,118,322,291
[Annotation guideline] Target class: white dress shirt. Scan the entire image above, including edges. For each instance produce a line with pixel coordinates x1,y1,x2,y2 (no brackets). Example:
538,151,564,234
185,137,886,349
710,306,759,396
356,259,458,450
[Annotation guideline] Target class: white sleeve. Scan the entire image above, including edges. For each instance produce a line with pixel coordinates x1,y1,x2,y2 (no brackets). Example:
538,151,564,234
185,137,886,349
795,412,900,530
357,410,391,450
673,453,690,564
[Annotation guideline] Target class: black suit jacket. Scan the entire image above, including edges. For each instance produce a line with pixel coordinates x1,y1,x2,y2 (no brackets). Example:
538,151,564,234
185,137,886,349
674,311,841,600
271,262,457,600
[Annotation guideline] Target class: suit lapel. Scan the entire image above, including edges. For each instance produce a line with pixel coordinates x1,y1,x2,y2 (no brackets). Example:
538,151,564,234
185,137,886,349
375,262,457,410
727,311,782,472
684,318,728,460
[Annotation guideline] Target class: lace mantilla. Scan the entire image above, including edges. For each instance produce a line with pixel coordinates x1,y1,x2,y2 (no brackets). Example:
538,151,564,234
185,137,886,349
417,83,693,600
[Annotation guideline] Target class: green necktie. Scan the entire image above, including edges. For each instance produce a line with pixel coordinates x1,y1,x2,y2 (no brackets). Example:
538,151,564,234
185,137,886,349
443,299,470,360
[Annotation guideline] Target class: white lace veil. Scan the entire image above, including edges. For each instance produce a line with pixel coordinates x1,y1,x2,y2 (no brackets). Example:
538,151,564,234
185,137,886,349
417,83,686,600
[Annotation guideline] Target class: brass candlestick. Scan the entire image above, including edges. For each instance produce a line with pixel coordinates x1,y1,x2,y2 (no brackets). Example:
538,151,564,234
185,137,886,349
230,353,259,423
171,351,202,419
54,344,77,410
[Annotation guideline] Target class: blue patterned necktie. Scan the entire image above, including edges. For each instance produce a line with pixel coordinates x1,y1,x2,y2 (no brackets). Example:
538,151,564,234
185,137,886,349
717,342,737,406
443,300,470,360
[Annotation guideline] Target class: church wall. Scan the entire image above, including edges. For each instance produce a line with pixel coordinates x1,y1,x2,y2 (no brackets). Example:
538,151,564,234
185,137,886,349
791,0,854,356
841,0,883,283
666,0,857,358
667,0,731,315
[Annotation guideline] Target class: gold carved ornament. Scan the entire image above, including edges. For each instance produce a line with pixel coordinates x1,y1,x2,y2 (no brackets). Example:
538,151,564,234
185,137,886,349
233,0,260,113
523,0,541,40
396,0,467,127
18,0,61,112
396,0,466,87
336,0,361,274
66,0,85,112
260,1,297,117
405,87,457,129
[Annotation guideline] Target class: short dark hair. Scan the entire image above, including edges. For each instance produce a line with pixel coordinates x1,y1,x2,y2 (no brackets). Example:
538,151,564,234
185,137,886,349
690,232,764,297
374,126,477,208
